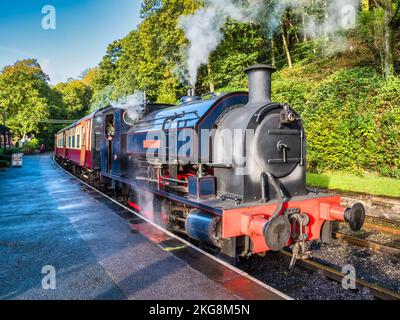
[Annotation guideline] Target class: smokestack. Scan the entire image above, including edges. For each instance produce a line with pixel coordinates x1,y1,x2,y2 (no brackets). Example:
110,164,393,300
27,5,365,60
245,64,276,105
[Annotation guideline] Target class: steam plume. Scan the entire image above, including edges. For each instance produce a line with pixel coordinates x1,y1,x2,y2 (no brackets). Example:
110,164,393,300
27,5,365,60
178,0,359,86
178,0,262,86
112,91,146,124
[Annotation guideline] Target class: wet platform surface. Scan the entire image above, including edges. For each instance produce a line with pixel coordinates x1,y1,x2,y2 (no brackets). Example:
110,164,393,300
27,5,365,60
0,154,287,300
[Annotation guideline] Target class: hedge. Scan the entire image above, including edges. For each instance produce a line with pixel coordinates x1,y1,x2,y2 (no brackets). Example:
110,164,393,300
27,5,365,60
272,67,400,178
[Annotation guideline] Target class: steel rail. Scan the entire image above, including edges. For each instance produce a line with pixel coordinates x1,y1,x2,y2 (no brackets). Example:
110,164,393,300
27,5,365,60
363,221,400,236
279,250,400,300
334,232,400,257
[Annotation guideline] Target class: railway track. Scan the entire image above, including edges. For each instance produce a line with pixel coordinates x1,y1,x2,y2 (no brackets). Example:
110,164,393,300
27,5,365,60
279,250,400,300
333,232,400,257
54,157,400,301
333,215,400,256
363,217,400,236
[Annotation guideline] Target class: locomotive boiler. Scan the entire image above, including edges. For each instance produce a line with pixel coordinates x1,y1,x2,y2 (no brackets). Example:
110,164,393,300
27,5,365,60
55,64,366,266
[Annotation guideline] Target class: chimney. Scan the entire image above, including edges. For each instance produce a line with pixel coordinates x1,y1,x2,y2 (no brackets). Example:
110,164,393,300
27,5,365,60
245,64,276,105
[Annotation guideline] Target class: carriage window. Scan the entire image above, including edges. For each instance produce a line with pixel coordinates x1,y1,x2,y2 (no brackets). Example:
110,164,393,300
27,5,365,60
72,136,75,148
68,136,71,148
77,134,80,148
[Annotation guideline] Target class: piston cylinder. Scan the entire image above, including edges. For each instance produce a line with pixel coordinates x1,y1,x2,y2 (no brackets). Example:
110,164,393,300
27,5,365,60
185,210,221,247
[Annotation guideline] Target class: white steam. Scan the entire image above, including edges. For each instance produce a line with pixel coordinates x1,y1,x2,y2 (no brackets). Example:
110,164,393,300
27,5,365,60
112,91,146,125
305,0,359,54
178,0,262,86
178,0,359,86
305,0,358,37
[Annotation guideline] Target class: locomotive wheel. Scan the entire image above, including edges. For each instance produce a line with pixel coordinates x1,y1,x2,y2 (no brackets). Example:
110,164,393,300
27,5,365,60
264,215,291,252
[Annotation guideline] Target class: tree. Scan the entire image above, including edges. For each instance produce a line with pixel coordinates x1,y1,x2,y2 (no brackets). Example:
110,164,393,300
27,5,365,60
380,0,400,78
53,80,92,119
80,68,99,87
91,0,199,106
209,21,267,90
360,0,400,78
0,59,52,139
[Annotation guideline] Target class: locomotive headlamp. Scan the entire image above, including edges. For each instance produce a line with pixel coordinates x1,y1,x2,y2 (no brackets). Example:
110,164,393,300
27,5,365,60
123,109,141,126
288,112,296,122
279,106,298,126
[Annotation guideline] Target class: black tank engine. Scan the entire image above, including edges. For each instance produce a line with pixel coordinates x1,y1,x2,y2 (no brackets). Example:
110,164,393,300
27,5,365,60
55,64,365,265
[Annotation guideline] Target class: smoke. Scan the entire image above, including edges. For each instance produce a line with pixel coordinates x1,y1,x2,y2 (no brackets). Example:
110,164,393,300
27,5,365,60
305,0,358,37
260,0,296,39
304,0,359,54
178,0,263,86
137,189,155,222
91,86,146,124
111,91,146,125
177,0,359,86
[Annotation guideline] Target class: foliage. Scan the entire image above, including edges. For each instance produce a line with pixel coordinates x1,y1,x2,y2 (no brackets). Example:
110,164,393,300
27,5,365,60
2,147,22,155
272,65,400,178
208,21,268,90
0,59,53,139
0,154,12,162
0,160,9,169
21,138,40,155
1,0,400,182
53,80,92,119
0,59,92,148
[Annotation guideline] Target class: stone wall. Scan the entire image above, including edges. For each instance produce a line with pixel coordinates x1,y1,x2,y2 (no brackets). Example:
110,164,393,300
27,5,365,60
331,191,400,222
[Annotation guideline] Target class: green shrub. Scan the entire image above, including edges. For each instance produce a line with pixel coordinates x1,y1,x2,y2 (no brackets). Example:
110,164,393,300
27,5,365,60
272,66,400,178
21,144,36,155
21,138,40,155
3,147,22,155
0,154,12,162
0,160,9,169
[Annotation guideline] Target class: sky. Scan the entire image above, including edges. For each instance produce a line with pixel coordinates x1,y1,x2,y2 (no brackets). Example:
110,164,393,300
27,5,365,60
0,0,142,84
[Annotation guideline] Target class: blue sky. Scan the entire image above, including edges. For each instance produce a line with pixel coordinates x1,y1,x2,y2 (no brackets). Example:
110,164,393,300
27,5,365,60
0,0,142,84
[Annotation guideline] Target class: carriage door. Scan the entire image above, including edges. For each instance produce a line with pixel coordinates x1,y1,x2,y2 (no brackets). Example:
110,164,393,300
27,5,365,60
80,122,86,167
104,114,115,174
111,110,121,175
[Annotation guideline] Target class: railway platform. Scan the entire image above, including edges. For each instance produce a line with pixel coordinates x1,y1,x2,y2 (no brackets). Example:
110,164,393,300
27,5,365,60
0,154,289,300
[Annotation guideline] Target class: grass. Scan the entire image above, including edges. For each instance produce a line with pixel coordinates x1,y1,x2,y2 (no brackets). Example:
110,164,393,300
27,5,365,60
307,172,400,198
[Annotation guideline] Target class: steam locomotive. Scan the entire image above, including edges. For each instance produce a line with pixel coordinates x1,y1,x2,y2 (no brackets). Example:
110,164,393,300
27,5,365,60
55,64,365,265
